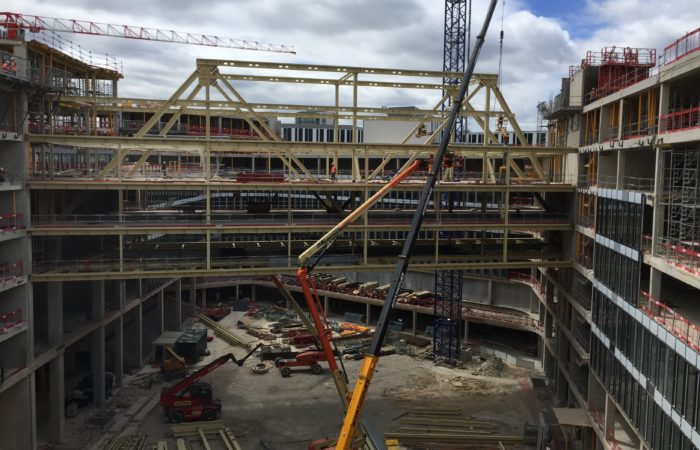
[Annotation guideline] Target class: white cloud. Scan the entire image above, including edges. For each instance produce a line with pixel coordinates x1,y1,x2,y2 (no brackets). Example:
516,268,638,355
6,0,698,130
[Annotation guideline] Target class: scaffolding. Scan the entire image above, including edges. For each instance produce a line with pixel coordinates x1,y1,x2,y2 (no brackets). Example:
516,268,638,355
433,269,462,364
662,148,700,272
442,0,470,143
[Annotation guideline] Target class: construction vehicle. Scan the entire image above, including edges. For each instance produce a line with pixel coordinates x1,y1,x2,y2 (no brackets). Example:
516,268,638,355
274,351,327,377
332,3,499,448
160,346,187,380
159,344,260,423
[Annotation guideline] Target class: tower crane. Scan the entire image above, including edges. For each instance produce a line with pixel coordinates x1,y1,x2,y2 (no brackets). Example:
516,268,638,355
0,12,295,54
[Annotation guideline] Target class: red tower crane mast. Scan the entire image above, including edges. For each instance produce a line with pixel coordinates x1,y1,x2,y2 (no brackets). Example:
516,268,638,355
0,12,295,54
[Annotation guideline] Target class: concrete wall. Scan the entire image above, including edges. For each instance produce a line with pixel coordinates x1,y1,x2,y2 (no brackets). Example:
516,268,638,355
491,282,533,311
363,119,426,145
356,271,532,311
0,378,33,449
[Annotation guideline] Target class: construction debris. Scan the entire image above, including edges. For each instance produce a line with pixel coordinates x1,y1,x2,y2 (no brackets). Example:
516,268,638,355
471,357,505,377
199,314,252,349
101,433,148,450
170,421,242,450
386,408,522,447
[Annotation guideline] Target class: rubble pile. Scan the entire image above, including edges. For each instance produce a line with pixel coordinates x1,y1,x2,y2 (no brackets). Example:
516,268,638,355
471,357,505,377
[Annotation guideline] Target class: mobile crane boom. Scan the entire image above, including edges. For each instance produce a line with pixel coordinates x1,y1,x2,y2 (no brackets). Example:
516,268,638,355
162,344,260,398
335,1,499,447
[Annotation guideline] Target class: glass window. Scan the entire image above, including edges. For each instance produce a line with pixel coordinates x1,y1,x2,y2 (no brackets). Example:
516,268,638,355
687,366,698,427
675,358,687,412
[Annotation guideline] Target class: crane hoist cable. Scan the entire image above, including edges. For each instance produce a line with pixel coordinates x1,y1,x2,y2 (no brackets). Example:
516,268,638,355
492,0,506,114
498,0,506,90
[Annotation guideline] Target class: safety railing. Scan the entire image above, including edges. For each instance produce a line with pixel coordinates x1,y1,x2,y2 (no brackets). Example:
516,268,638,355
640,290,700,352
30,211,570,228
661,28,700,66
507,271,545,295
596,175,654,192
0,308,23,334
0,214,24,232
601,126,618,143
466,307,543,332
621,121,657,140
659,106,700,133
0,49,29,81
119,119,259,138
583,64,656,105
0,261,23,289
655,238,700,276
576,254,593,271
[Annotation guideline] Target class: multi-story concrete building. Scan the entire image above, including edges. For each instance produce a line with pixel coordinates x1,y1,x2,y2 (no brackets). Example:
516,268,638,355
540,29,700,450
1,23,569,450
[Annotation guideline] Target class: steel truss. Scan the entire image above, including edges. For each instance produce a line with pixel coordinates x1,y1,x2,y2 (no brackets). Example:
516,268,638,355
28,59,564,185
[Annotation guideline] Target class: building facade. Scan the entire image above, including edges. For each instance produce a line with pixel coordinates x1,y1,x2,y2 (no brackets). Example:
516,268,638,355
541,29,700,449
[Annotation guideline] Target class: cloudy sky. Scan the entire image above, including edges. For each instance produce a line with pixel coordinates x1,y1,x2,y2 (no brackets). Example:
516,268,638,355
10,0,699,128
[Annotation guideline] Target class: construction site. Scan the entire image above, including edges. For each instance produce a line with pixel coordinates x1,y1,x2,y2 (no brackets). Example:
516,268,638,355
0,2,699,450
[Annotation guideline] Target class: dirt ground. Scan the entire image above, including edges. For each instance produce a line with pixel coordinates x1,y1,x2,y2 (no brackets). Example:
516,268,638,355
67,309,542,449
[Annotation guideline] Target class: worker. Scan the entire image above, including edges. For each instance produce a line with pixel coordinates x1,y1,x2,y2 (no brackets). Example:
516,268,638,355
442,153,454,181
161,161,168,178
330,163,337,182
0,167,5,183
1,58,9,73
10,57,16,75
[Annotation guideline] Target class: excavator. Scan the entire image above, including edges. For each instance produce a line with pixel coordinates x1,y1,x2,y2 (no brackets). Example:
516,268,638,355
159,343,261,423
277,2,500,448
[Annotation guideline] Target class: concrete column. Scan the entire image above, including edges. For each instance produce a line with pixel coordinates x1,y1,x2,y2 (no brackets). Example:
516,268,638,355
649,267,662,302
366,303,371,326
412,310,417,335
136,302,143,366
616,151,626,190
91,280,106,405
48,282,63,346
29,371,37,450
650,146,665,255
658,82,671,117
486,280,493,305
323,296,329,315
618,99,624,139
175,279,182,328
114,316,123,387
235,285,239,301
48,353,65,443
604,393,616,440
251,285,256,303
91,326,105,406
157,290,164,335
189,277,197,305
463,320,470,341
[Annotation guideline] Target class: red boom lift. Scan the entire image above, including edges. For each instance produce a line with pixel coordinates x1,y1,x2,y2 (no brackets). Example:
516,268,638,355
159,344,260,423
